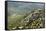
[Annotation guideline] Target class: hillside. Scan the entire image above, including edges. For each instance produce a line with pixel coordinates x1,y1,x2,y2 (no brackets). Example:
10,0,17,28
7,9,45,29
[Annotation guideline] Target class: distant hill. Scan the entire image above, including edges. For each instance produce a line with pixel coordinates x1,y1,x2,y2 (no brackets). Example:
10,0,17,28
8,2,44,16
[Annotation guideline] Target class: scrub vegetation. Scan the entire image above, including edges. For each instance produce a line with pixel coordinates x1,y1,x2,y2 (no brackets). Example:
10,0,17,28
7,2,45,30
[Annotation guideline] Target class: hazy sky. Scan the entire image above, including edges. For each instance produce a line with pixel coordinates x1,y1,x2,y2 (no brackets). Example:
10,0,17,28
8,2,44,10
8,2,44,15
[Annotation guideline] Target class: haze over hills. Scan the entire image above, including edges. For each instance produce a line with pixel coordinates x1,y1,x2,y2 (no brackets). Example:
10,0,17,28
8,2,44,15
7,2,45,29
